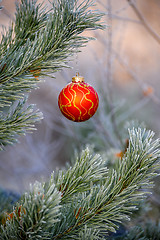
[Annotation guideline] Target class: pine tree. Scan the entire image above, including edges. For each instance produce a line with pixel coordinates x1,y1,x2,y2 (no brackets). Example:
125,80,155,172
0,0,160,239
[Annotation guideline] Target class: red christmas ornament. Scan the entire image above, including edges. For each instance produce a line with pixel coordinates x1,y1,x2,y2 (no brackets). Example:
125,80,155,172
58,73,99,122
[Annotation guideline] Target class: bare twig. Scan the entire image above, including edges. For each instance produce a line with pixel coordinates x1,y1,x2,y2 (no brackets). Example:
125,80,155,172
117,97,150,124
111,14,141,24
114,3,130,14
127,0,160,45
113,49,160,104
1,8,14,20
106,0,124,147
97,0,109,11
106,0,113,102
92,115,118,148
95,28,160,105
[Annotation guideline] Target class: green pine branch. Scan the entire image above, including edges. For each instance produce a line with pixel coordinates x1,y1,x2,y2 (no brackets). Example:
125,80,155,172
51,129,160,239
0,0,104,149
62,225,105,240
1,128,160,239
14,0,48,41
0,74,38,109
0,99,43,150
0,177,61,239
0,0,104,85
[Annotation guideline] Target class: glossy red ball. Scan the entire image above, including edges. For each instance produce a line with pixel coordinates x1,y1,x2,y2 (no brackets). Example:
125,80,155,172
58,82,99,122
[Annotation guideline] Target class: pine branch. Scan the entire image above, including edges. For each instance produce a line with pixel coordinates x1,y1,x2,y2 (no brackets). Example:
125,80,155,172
14,0,48,41
51,128,160,239
55,149,108,203
0,0,104,85
2,128,159,239
0,99,43,150
127,0,160,45
62,225,105,240
0,74,39,109
0,177,61,239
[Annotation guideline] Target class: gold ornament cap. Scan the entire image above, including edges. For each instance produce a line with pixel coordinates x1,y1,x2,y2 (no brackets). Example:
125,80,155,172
72,72,84,83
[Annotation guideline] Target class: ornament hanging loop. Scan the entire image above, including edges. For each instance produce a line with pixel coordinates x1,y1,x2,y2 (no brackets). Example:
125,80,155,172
75,50,79,74
72,72,84,83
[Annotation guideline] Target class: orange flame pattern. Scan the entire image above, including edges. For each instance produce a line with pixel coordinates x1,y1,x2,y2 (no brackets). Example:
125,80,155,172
58,82,99,122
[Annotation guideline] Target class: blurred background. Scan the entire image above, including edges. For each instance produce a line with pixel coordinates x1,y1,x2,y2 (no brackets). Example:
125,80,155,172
0,1,160,223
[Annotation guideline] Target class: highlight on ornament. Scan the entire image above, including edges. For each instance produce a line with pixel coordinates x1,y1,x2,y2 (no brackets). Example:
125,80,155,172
58,73,99,122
